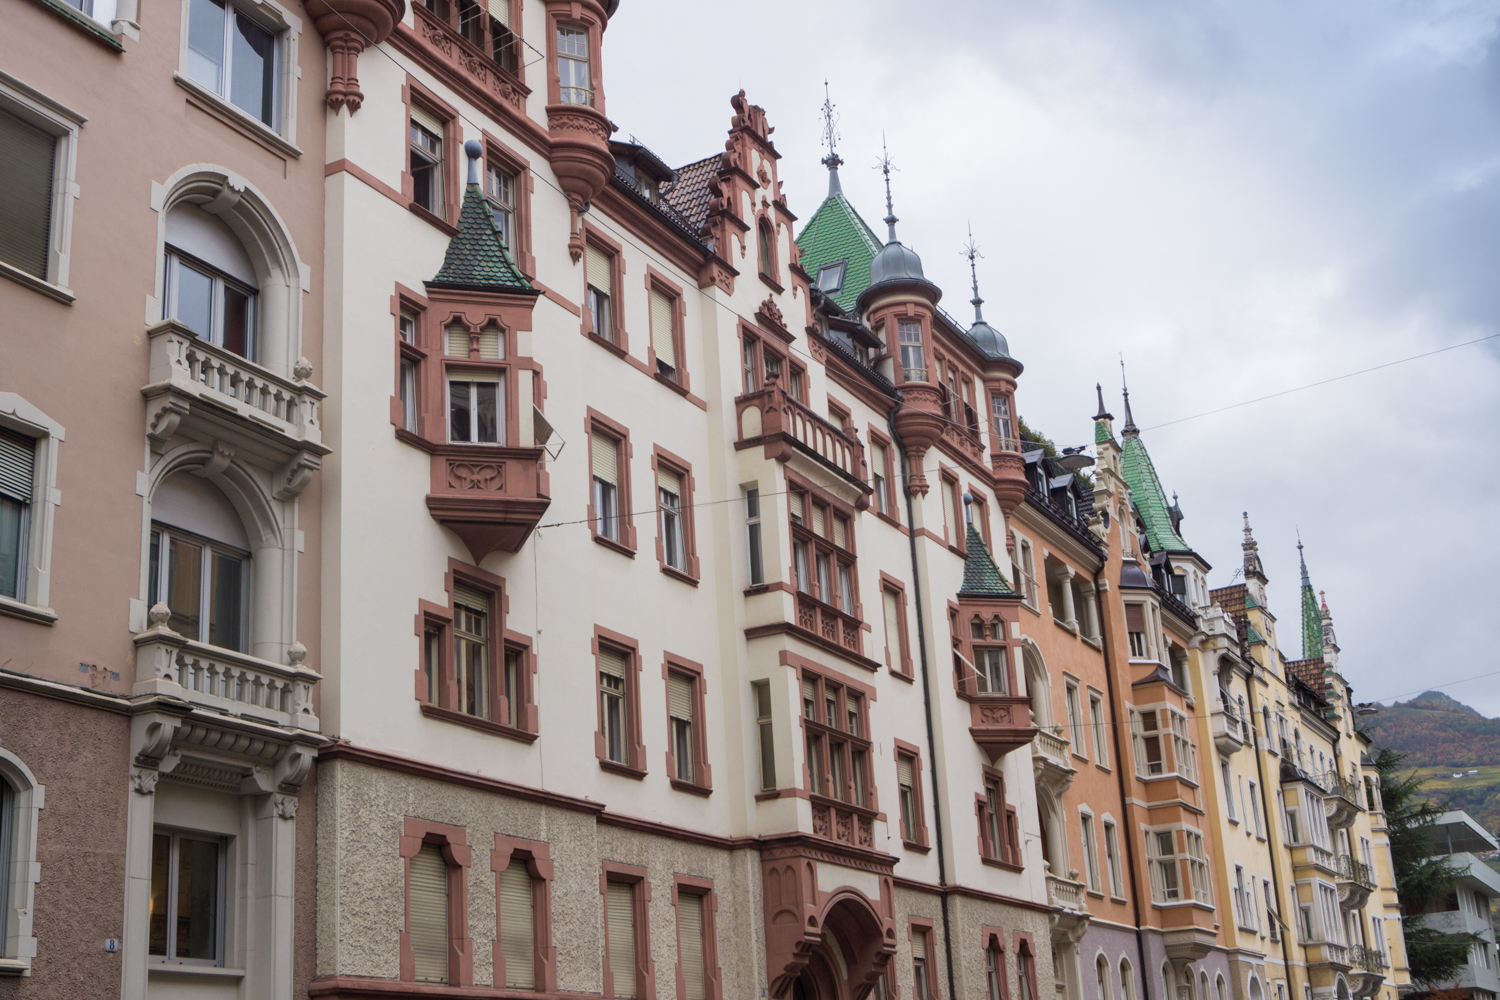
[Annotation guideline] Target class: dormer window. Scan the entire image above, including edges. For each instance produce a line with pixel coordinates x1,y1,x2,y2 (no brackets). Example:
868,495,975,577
163,203,259,360
816,260,846,295
556,27,592,105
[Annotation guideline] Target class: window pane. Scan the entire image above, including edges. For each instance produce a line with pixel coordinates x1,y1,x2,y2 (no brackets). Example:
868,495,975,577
449,381,472,442
476,381,498,443
176,838,219,961
209,551,243,651
230,12,276,125
149,833,171,955
174,261,216,338
222,284,251,357
0,107,57,280
187,0,227,94
167,536,204,640
401,360,418,432
0,496,25,600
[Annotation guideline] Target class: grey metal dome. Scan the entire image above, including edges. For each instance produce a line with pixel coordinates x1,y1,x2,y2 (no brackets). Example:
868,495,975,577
869,240,926,285
966,317,1011,360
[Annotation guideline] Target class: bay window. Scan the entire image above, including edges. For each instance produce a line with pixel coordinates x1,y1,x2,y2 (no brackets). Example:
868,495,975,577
800,673,872,807
788,488,857,615
556,26,592,105
148,474,251,652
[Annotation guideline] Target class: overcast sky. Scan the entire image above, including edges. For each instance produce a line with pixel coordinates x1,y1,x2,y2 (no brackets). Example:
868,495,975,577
603,0,1500,717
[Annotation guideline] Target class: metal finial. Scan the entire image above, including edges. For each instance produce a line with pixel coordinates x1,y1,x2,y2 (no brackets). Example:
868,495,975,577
819,81,842,170
964,225,984,322
876,134,898,243
464,139,483,186
1120,356,1138,434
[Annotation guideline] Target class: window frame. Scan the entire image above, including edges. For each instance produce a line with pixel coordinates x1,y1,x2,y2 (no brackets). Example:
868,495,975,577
399,817,472,987
1089,690,1109,767
651,446,699,583
147,826,229,966
586,410,636,555
880,574,914,680
0,81,82,301
581,225,628,352
491,834,555,993
0,749,43,973
980,928,1009,1000
662,653,711,794
1080,809,1102,894
552,22,596,107
1103,818,1125,899
1014,934,1038,1000
594,626,646,777
601,863,653,1000
403,80,461,228
787,476,862,642
0,396,63,624
909,919,939,1000
756,216,779,287
147,520,252,652
173,0,301,152
797,667,876,812
866,426,900,525
894,738,929,851
752,679,776,792
180,0,286,130
645,268,689,391
977,765,1021,869
743,486,765,588
672,876,721,1000
391,291,429,438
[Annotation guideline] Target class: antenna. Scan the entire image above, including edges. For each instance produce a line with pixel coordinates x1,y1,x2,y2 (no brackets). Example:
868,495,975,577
819,80,842,170
964,224,984,322
875,134,898,242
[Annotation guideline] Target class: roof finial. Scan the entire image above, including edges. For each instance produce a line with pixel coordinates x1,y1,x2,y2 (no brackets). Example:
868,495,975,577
819,80,843,197
876,134,898,243
964,225,984,322
1120,355,1139,437
464,138,482,186
1095,383,1113,420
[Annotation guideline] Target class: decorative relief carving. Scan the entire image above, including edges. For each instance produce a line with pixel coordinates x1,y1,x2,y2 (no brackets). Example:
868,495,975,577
131,768,160,795
448,461,506,491
274,793,299,820
979,703,1016,725
547,108,611,141
812,804,830,838
858,817,873,848
758,296,784,328
413,12,524,110
835,811,852,843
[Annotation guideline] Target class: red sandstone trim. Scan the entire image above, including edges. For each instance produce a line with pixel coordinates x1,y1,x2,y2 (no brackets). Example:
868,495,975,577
893,738,929,851
661,651,711,793
672,876,722,1000
585,408,637,554
328,158,407,208
650,444,700,584
593,625,646,776
492,834,556,993
400,818,473,986
600,861,654,1000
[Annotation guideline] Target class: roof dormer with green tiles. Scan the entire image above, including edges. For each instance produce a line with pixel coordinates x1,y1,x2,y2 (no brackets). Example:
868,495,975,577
795,162,884,314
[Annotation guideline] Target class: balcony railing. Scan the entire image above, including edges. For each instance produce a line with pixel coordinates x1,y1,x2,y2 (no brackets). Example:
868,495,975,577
135,611,320,730
1047,872,1087,912
736,381,869,492
1349,945,1386,974
1024,487,1100,553
1295,843,1338,873
1213,703,1246,754
1338,854,1375,889
1321,769,1362,806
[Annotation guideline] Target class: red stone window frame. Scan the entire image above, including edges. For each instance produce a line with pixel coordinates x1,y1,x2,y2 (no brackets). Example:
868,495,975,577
937,464,965,555
439,311,521,448
879,572,915,681
586,408,636,556
738,325,802,400
894,738,929,852
650,445,699,584
826,396,851,434
413,559,537,743
1013,932,1039,1000
400,817,473,986
866,425,901,526
796,664,878,811
981,927,1010,1000
645,266,691,394
870,303,932,386
977,766,1023,871
402,77,462,232
600,862,654,1000
988,384,1020,454
482,133,535,277
662,652,711,795
672,875,722,1000
909,916,941,1000
756,214,782,292
581,223,628,354
492,834,556,993
594,625,646,778
391,284,430,444
953,606,1014,700
544,2,606,112
787,472,863,622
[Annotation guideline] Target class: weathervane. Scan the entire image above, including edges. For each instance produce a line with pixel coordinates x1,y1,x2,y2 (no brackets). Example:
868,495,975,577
876,134,898,242
964,225,985,322
819,80,842,171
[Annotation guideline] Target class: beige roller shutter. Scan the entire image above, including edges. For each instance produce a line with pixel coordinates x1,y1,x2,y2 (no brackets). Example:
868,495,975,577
498,862,535,988
941,479,955,540
811,505,824,538
650,289,675,368
607,882,637,999
896,753,913,788
453,584,488,613
409,844,449,984
871,440,886,476
488,0,510,25
478,325,504,360
801,679,815,710
410,102,444,138
883,590,902,667
598,646,627,680
0,429,36,503
833,516,846,549
447,324,469,357
1125,604,1145,633
0,109,56,280
657,466,680,497
591,432,617,484
678,893,706,1000
788,491,802,522
668,673,693,722
586,244,612,297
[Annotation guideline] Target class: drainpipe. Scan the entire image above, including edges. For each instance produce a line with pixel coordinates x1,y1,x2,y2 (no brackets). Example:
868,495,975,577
1251,690,1298,992
888,402,958,1000
1096,566,1154,1000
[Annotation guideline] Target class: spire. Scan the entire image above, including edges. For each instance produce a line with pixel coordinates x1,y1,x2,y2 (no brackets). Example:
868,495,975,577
428,140,537,294
1093,382,1115,446
958,495,1015,598
1241,512,1266,584
1320,590,1341,671
819,80,843,197
877,135,898,243
1120,357,1139,439
1095,383,1112,420
1298,535,1324,660
965,225,984,323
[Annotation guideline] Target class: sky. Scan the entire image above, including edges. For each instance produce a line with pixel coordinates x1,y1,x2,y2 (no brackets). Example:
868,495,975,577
601,0,1500,716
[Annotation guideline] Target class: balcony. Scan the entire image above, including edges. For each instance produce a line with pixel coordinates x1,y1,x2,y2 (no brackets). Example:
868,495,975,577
1305,941,1351,971
1321,770,1363,829
143,319,329,477
968,695,1038,764
1031,726,1077,797
1337,854,1376,911
736,381,871,499
1212,703,1247,755
1291,843,1339,877
425,443,551,562
134,607,320,731
1347,946,1386,999
1047,869,1090,943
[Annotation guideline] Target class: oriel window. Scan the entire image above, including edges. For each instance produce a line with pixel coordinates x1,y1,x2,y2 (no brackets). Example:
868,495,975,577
149,525,248,652
898,320,925,381
556,27,592,105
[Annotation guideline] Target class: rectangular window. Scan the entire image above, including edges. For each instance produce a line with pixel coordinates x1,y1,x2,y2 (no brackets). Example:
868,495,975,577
148,525,247,651
883,587,906,673
650,287,677,379
1131,709,1163,776
742,487,765,586
556,26,593,106
992,394,1016,451
941,476,956,544
1265,880,1279,942
0,106,61,281
1249,780,1263,836
186,0,280,127
1221,758,1236,820
912,927,931,1000
754,680,774,791
485,161,517,250
409,104,445,214
423,628,441,705
1081,813,1101,892
606,881,637,998
585,243,614,341
1186,831,1212,904
163,249,257,358
1066,682,1085,758
1146,829,1180,902
598,646,629,765
0,429,35,600
453,585,490,719
1104,821,1124,897
898,320,925,381
871,440,889,515
801,674,872,805
1169,709,1197,782
975,647,1009,694
982,777,1005,860
591,431,621,542
1126,604,1148,657
448,373,503,444
986,946,1004,1000
741,337,758,394
400,357,418,432
1090,694,1109,766
897,752,919,843
668,671,695,783
409,842,450,983
1283,791,1300,844
148,830,224,965
497,861,535,989
489,0,518,72
659,468,684,571
677,891,707,1000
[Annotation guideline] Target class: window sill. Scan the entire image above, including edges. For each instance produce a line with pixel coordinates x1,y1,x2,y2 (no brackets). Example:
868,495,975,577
394,427,437,452
1110,895,1129,905
0,595,58,626
1080,635,1101,649
599,758,646,780
1053,618,1077,634
592,533,636,558
754,789,782,802
890,667,916,684
586,330,629,358
0,259,75,304
408,200,459,237
902,839,931,854
1071,753,1089,764
1020,602,1041,617
660,564,699,587
669,777,712,797
420,703,538,744
1094,763,1111,774
149,964,247,978
980,856,1024,873
174,74,301,160
1086,889,1106,899
759,271,785,293
0,957,33,976
870,508,903,532
23,0,124,49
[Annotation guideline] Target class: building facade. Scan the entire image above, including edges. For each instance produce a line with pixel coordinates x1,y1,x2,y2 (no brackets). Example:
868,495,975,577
1419,812,1500,1000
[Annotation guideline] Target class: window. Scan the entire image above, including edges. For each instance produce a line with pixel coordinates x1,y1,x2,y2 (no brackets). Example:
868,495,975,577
590,429,623,544
883,585,909,675
1097,958,1112,1000
416,567,531,736
659,468,684,571
741,336,757,394
1222,758,1236,821
486,161,517,249
870,438,893,517
744,488,764,586
1248,780,1263,836
398,311,419,433
448,372,503,444
148,475,250,651
598,645,631,767
556,26,592,105
1371,917,1384,960
496,855,537,989
757,220,774,278
911,926,932,1000
149,829,225,965
1090,694,1109,766
897,751,920,844
1146,829,1181,902
676,889,709,1000
815,260,846,295
605,880,639,998
788,486,858,622
1169,709,1197,782
1012,537,1037,609
0,96,78,290
974,644,1009,695
409,105,445,215
1282,791,1300,843
1121,961,1136,1000
987,943,1006,1000
1126,604,1148,657
1264,880,1278,941
185,0,281,127
1316,882,1343,944
1104,820,1124,897
940,476,957,545
978,772,1017,865
1186,832,1212,904
1132,709,1164,776
1066,682,1085,757
1017,943,1036,1000
488,0,518,72
582,245,617,345
650,286,679,380
453,585,490,718
800,673,873,807
898,320,925,381
1234,865,1252,928
753,680,775,791
163,202,261,360
666,667,705,786
1081,813,1101,892
0,429,35,602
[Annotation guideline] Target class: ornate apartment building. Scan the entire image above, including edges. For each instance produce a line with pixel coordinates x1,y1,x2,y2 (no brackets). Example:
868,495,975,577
0,0,1419,998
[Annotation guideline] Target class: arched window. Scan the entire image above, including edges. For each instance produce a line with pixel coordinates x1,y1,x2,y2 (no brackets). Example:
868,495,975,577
1200,970,1211,1000
758,219,774,278
0,747,43,973
1248,976,1264,1000
164,202,260,360
1217,974,1229,1000
148,473,251,652
1097,956,1111,1000
1120,960,1135,1000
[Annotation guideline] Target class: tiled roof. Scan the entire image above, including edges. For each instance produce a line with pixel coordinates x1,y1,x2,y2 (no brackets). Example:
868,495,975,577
1119,436,1191,555
1285,657,1327,692
429,184,534,293
1246,624,1266,645
660,154,720,235
958,524,1015,599
1211,584,1247,616
795,190,884,313
1095,419,1112,445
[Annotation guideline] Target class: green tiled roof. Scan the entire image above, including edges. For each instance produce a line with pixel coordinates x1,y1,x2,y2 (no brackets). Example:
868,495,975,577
1246,624,1266,645
1299,546,1324,661
958,524,1015,598
429,184,535,293
795,190,883,313
1119,436,1191,554
1095,419,1112,445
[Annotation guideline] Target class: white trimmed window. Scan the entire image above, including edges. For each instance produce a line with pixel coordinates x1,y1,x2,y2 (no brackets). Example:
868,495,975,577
1145,828,1181,903
0,748,44,974
0,81,82,299
148,474,251,651
1104,820,1124,897
1090,692,1108,766
744,488,764,586
149,829,227,965
164,203,259,359
1186,831,1212,904
753,680,774,791
1080,811,1101,892
448,372,503,445
183,0,289,131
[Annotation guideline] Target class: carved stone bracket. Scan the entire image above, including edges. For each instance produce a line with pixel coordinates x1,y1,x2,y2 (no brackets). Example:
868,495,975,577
305,0,406,113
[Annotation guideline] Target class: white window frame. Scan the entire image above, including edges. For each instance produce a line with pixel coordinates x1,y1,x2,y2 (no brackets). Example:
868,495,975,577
0,395,63,624
1104,818,1124,898
148,522,252,651
1065,679,1085,760
1080,810,1101,893
744,487,764,587
447,373,504,446
173,0,302,150
0,73,83,302
1089,691,1109,767
148,827,229,966
660,479,684,571
1221,758,1237,822
0,747,44,975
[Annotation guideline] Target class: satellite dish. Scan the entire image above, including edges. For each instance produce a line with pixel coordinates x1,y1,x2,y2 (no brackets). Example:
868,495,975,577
1056,446,1095,471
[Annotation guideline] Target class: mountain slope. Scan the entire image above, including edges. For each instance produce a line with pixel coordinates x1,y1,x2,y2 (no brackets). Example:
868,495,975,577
1367,691,1500,836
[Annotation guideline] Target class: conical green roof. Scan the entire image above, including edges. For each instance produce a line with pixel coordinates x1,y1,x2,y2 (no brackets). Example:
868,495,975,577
1299,543,1323,660
1119,436,1191,554
958,524,1015,598
796,190,883,313
428,184,536,294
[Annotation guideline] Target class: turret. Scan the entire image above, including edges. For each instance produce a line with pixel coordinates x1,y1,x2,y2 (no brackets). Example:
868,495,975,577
1241,513,1267,607
962,234,1028,521
1320,591,1341,674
